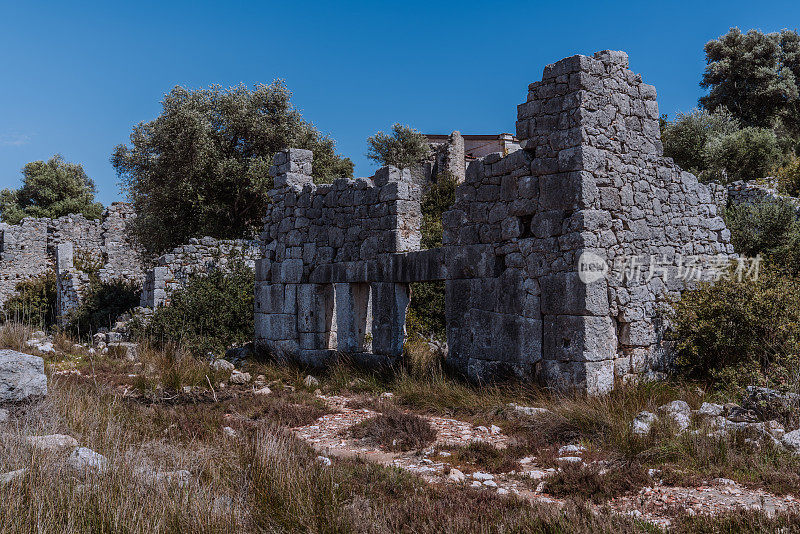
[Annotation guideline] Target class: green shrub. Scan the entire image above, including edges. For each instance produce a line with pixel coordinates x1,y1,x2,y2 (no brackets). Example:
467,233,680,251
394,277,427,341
660,109,783,182
141,263,254,356
661,109,739,176
776,156,800,196
1,271,57,329
66,279,141,338
723,198,800,276
704,127,782,183
724,198,800,258
420,173,457,250
668,267,800,390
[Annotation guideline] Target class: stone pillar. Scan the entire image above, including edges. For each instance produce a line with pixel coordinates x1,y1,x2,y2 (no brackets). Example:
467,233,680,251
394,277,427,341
271,148,314,189
297,283,335,350
55,242,88,325
56,242,73,272
371,282,410,356
334,283,370,352
141,266,169,308
444,131,466,182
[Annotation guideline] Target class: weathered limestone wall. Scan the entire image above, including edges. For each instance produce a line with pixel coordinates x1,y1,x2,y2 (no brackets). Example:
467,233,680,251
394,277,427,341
1,203,144,312
254,148,423,363
256,50,735,393
140,237,261,308
447,50,734,391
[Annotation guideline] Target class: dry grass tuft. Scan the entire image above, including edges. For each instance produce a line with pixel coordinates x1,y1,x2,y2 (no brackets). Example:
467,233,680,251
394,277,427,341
0,322,32,351
545,461,651,503
446,441,524,474
350,409,437,451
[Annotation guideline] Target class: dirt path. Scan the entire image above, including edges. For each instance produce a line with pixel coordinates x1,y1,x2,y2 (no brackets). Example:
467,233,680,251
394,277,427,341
292,394,800,529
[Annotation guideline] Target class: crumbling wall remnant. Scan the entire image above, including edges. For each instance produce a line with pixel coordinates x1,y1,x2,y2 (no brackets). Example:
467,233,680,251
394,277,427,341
1,203,144,317
140,237,261,308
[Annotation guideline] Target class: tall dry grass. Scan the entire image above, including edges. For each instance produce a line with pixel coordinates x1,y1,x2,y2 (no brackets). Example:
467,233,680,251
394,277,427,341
0,321,32,352
0,378,245,533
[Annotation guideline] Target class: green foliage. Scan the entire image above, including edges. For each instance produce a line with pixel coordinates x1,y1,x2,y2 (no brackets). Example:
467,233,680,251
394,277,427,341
406,281,446,342
66,279,141,338
405,174,457,342
366,123,431,169
141,263,254,355
704,127,782,182
661,108,739,175
776,156,800,196
661,110,781,182
668,267,800,390
0,155,103,224
1,271,57,329
420,173,457,249
112,83,353,254
724,198,800,258
701,28,800,137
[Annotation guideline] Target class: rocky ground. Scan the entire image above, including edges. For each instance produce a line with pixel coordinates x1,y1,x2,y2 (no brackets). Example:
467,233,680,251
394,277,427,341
4,336,800,531
289,391,800,529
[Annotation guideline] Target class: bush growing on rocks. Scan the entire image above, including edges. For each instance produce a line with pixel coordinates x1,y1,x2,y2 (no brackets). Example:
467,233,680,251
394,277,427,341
66,279,141,339
1,271,57,329
668,267,800,390
776,156,800,197
350,409,436,451
140,263,254,356
723,198,800,264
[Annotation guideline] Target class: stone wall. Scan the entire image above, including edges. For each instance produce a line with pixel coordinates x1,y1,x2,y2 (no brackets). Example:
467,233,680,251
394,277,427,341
254,148,422,362
140,237,261,308
254,50,736,394
446,50,734,391
0,203,144,311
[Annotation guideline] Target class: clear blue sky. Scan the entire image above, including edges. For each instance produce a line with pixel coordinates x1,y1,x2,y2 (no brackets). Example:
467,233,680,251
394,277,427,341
1,0,798,205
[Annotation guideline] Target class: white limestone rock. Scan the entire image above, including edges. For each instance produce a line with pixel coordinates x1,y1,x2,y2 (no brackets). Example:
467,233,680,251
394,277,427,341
0,350,47,402
68,447,108,472
696,402,724,417
631,411,657,436
229,370,251,384
781,429,800,454
210,359,235,372
448,468,466,483
0,468,26,485
26,434,78,453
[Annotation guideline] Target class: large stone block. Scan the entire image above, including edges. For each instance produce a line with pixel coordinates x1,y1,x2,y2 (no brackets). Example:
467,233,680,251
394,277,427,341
0,350,47,402
335,283,371,352
371,282,410,356
444,245,496,279
543,315,616,362
297,284,334,335
273,259,304,284
540,272,609,316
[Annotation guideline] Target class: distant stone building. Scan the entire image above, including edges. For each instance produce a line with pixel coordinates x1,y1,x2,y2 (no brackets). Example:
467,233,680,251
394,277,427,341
420,133,521,183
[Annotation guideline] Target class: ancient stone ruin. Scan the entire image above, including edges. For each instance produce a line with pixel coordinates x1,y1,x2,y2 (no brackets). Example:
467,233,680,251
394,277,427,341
0,203,144,315
0,203,259,322
254,50,736,393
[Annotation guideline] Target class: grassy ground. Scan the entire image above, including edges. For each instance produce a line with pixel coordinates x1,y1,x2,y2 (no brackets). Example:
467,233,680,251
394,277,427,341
2,323,800,532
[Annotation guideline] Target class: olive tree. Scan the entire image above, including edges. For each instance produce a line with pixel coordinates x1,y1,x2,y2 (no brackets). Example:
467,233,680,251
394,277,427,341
0,155,103,224
366,123,431,169
112,82,353,254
